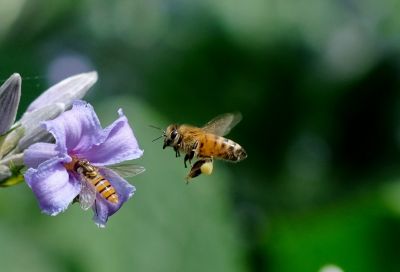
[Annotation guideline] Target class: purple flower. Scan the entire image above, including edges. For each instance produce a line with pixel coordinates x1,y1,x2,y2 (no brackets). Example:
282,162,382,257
24,100,143,227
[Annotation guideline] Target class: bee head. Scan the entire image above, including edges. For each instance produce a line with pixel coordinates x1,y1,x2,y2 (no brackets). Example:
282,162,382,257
163,124,180,149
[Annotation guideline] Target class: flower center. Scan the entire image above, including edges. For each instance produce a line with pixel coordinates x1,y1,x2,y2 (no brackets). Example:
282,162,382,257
64,156,79,171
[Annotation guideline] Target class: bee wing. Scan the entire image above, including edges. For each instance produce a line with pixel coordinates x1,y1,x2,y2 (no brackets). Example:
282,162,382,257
103,162,145,178
202,112,242,136
79,178,97,211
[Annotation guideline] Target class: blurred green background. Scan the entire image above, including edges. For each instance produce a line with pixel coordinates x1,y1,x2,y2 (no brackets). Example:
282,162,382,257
1,0,400,271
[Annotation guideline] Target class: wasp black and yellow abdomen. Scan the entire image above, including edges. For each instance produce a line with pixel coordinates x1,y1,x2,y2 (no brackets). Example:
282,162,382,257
87,174,119,204
73,159,119,204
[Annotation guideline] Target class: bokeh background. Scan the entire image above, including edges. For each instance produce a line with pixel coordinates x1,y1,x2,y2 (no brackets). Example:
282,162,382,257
1,0,400,271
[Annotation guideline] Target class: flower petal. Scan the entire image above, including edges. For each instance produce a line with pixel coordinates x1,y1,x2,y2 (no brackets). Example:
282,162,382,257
18,103,65,151
80,109,143,166
24,143,59,169
92,168,135,227
24,159,81,215
0,73,21,135
27,71,97,112
43,100,102,154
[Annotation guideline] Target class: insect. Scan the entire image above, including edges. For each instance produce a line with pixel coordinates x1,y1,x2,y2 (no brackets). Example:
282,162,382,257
65,157,145,210
159,112,247,181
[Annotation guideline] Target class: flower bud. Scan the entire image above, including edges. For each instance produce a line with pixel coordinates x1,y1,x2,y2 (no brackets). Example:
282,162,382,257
0,126,24,159
0,73,21,135
26,71,98,113
0,165,11,181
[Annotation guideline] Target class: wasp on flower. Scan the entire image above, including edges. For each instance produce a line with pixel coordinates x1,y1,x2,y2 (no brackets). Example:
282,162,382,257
23,100,144,227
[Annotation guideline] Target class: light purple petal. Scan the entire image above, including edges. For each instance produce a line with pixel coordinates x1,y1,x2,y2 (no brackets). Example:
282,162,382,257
27,71,97,112
43,100,102,154
79,109,143,166
92,168,135,227
18,103,65,151
24,143,59,169
24,159,81,215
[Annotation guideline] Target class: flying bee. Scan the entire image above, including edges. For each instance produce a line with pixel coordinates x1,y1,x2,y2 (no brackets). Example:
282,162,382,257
65,157,145,210
157,112,247,181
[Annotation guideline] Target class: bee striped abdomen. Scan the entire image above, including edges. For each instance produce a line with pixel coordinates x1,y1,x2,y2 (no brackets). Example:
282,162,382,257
219,138,247,162
198,135,247,162
222,143,247,162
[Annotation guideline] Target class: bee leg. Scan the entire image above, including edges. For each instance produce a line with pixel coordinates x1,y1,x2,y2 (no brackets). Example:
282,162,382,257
184,150,195,168
186,160,204,181
186,157,213,181
184,154,189,168
188,142,199,164
174,146,180,157
189,150,195,164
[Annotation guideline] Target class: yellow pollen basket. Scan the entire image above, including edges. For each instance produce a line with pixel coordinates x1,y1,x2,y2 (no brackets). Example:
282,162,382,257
200,161,213,175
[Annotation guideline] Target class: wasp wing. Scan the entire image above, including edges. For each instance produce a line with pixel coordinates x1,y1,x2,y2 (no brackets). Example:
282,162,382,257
79,177,97,211
202,112,242,136
104,162,145,178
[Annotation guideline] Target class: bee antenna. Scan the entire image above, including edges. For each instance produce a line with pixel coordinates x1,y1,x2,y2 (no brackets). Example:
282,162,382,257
149,125,165,142
149,125,162,131
152,135,164,142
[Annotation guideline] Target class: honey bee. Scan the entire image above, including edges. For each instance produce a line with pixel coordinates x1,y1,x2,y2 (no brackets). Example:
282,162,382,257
161,113,247,181
65,157,145,210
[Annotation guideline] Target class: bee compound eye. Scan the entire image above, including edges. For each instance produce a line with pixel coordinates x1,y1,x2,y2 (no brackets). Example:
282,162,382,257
171,130,178,140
